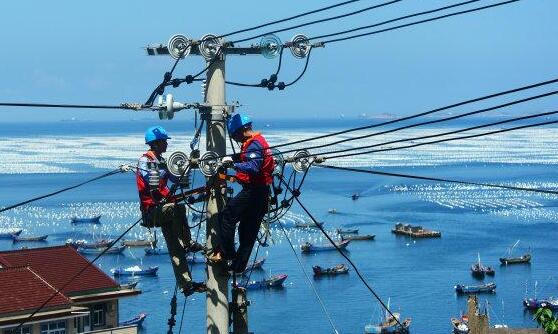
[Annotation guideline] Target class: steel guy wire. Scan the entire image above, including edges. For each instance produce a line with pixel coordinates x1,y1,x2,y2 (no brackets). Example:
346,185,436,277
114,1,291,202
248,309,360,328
321,0,521,44
231,0,404,44
13,216,144,331
279,175,407,331
322,118,558,160
307,0,481,41
317,164,558,196
311,109,558,158
277,220,340,334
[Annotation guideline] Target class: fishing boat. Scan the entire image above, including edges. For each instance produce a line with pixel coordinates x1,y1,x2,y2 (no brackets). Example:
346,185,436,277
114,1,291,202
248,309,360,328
70,214,101,224
499,241,531,265
238,274,288,290
364,313,412,334
111,265,158,277
455,282,496,294
122,238,157,247
523,297,558,311
300,239,350,253
471,254,495,278
336,228,359,234
351,193,360,200
119,312,147,327
312,264,349,276
77,245,125,255
451,315,470,334
294,221,323,229
328,208,337,214
392,223,441,238
12,234,48,242
341,234,375,241
0,228,22,239
66,238,114,249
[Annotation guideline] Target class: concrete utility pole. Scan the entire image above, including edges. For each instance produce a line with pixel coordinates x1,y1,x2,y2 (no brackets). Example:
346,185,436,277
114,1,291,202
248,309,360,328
146,32,308,334
203,55,230,334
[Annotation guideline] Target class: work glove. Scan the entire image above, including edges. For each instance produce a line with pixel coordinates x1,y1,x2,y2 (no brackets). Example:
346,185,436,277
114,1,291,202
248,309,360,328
221,156,234,167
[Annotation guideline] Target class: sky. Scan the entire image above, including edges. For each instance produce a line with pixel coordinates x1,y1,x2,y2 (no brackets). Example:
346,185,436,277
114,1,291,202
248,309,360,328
0,0,557,122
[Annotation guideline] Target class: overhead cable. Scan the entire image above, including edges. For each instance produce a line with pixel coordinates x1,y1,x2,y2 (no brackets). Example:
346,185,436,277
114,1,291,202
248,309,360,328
231,0,403,44
322,118,558,160
0,102,143,110
275,89,558,157
307,0,481,41
279,175,406,330
314,109,558,157
317,165,558,196
0,168,124,214
277,221,340,334
217,0,365,39
321,0,521,44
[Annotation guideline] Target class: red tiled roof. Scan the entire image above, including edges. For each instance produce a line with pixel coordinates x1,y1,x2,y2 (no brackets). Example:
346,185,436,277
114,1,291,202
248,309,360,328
0,245,118,295
0,267,71,315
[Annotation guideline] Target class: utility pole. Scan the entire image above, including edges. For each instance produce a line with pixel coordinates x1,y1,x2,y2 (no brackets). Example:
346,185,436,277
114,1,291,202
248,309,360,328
146,32,311,334
203,55,230,334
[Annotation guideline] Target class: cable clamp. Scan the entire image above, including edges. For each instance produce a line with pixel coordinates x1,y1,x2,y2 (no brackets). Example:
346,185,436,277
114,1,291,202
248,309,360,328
291,189,301,197
119,164,132,173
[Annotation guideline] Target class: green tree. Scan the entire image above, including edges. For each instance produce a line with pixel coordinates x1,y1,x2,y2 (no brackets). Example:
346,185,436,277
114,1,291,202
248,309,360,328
535,308,558,334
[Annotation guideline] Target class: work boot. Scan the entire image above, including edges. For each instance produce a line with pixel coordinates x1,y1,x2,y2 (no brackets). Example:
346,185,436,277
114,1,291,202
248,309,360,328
182,281,207,297
186,241,206,253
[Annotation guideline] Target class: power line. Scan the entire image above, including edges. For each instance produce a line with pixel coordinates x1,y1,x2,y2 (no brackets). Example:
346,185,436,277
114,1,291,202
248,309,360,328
322,118,558,160
0,168,123,214
275,88,558,156
308,0,481,41
317,164,558,196
218,0,366,39
231,0,403,44
13,217,144,331
265,77,558,151
279,175,407,331
312,109,558,157
0,102,142,110
277,221,340,334
322,0,521,44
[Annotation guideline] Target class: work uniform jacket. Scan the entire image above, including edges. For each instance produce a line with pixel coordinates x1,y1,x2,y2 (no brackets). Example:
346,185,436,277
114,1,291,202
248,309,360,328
233,132,274,186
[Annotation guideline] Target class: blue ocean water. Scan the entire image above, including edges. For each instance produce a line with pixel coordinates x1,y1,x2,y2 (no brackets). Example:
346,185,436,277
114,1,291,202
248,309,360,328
0,119,557,333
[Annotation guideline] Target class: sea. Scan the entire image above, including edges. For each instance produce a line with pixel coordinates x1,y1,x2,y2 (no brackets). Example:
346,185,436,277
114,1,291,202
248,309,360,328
1,117,557,333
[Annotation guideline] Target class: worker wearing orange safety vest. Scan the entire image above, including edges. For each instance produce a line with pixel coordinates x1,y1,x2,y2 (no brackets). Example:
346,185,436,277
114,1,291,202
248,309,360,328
136,126,205,296
211,114,274,273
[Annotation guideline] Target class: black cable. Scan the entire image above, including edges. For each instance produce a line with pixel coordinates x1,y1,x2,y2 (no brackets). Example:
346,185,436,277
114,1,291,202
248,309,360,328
313,109,558,158
317,165,558,196
0,169,122,213
323,118,558,160
145,45,192,106
279,176,407,331
231,0,403,44
199,76,558,162
14,217,143,331
322,0,521,44
284,47,313,87
0,102,136,109
217,0,365,39
275,89,558,158
225,47,286,89
309,0,480,41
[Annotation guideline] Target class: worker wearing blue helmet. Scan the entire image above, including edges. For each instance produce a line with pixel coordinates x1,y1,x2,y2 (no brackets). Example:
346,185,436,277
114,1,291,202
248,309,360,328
209,114,274,273
136,126,206,296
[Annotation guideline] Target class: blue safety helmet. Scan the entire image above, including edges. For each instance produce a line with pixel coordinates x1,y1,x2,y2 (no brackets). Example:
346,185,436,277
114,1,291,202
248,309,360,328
227,114,252,137
145,126,171,144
